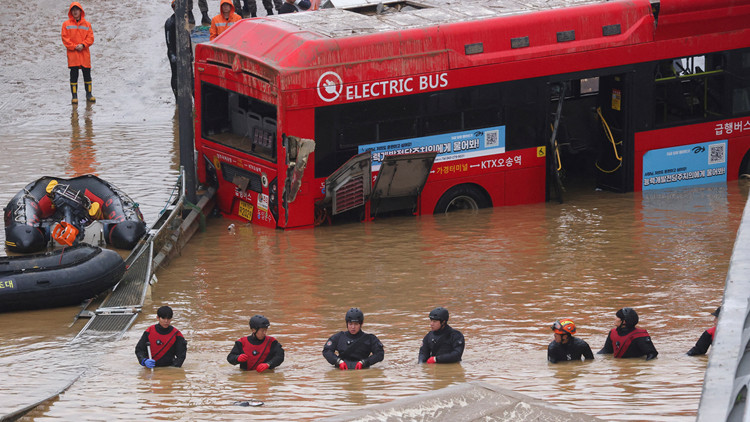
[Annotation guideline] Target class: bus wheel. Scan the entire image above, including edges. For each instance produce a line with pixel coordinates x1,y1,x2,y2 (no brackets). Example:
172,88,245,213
433,185,490,214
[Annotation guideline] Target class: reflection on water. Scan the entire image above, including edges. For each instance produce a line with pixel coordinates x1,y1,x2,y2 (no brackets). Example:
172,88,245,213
1,183,744,421
67,105,98,177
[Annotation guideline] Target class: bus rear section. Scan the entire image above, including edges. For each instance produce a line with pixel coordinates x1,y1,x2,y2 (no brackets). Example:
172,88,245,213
194,49,283,228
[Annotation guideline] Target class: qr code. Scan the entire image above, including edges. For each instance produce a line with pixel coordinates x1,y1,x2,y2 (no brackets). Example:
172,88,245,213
485,130,499,148
708,143,725,164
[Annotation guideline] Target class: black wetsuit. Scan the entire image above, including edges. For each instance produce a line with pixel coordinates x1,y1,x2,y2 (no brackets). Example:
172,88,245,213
234,0,283,17
227,334,284,369
598,326,658,360
164,13,193,98
547,336,594,363
418,324,465,363
135,324,187,367
322,330,384,368
687,327,715,356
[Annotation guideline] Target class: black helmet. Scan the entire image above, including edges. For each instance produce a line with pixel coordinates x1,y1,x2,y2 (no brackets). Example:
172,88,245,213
711,306,721,317
345,308,364,324
249,315,270,330
616,307,639,327
429,307,449,322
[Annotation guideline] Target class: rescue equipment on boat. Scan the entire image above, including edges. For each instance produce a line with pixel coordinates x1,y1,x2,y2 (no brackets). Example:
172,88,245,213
3,175,147,253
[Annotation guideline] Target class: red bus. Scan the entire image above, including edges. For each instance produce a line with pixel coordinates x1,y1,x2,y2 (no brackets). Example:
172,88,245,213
194,0,750,229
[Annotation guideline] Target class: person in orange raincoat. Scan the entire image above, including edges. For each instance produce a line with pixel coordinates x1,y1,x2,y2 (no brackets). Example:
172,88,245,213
210,0,242,41
61,2,95,104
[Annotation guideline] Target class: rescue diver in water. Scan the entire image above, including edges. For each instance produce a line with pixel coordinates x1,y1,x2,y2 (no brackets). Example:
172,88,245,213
135,305,187,368
687,306,721,356
598,307,658,360
323,308,384,370
227,315,285,372
547,319,594,363
418,307,465,364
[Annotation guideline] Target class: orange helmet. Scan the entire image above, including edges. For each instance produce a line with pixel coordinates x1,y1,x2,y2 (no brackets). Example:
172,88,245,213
551,319,576,336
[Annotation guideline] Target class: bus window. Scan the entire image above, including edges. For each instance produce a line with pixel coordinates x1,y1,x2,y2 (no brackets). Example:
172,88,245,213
201,83,277,162
315,80,543,177
580,77,599,95
733,51,750,115
654,53,726,126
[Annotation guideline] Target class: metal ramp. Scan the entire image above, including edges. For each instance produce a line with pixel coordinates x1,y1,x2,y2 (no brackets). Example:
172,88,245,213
73,171,186,342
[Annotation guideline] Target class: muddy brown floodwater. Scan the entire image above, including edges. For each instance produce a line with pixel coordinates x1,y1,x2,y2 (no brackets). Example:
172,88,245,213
0,1,747,421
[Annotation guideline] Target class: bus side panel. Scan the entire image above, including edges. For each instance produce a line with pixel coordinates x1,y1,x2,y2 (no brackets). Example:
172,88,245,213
633,120,750,191
504,165,546,206
419,147,545,212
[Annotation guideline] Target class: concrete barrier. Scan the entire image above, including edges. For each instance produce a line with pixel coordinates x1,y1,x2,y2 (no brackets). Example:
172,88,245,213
325,381,600,421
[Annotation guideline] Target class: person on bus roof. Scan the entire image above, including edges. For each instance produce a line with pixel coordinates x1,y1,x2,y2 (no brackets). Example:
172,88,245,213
278,0,311,14
210,0,242,41
598,307,658,360
227,315,285,372
687,306,721,356
135,306,187,368
547,319,594,363
234,0,282,18
418,307,465,364
323,308,384,370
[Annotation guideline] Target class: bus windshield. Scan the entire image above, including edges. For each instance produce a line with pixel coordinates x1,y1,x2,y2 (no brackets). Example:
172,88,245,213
200,83,277,162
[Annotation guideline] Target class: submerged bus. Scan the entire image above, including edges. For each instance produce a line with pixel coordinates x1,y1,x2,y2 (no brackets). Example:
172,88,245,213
193,0,750,229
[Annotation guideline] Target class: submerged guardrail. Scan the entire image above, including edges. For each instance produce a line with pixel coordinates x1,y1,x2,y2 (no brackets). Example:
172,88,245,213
697,194,750,421
74,168,187,341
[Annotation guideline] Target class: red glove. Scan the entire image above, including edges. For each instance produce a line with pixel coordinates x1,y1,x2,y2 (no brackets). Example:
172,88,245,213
338,361,348,370
237,354,249,363
256,363,270,373
426,357,437,364
355,361,364,370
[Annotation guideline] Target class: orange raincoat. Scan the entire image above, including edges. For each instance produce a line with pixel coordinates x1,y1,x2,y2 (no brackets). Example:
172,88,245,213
210,0,242,41
61,2,94,68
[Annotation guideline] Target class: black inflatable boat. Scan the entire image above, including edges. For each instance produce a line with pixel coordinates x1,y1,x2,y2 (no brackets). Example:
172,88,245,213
0,244,126,312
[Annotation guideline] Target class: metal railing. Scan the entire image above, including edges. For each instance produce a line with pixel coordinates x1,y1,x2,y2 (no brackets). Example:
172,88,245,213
74,169,185,342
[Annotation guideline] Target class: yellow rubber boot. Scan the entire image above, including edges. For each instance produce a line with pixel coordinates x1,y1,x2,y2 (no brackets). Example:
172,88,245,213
70,83,78,104
85,81,96,103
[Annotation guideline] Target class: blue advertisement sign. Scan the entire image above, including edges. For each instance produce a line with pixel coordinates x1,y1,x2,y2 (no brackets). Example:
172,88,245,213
358,126,505,170
642,140,727,190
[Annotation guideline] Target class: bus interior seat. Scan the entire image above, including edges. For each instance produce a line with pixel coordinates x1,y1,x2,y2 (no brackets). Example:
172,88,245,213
246,112,262,140
263,117,277,139
231,109,247,137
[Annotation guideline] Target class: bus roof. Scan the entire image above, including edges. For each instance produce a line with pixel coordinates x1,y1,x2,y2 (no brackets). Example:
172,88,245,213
198,0,652,69
196,0,750,89
272,0,610,38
